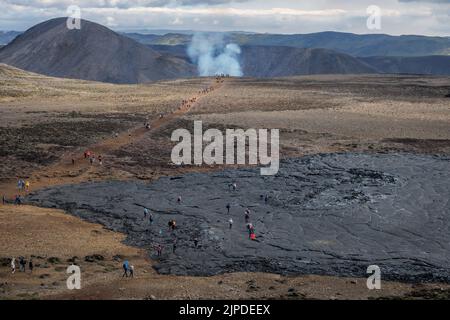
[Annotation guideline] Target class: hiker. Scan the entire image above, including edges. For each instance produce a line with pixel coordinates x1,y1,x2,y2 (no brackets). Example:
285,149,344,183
156,244,162,257
247,224,255,239
72,158,75,165
264,194,269,203
98,155,102,166
84,151,87,159
25,181,30,192
232,183,237,191
193,238,199,248
17,179,24,191
144,207,149,218
2,195,6,205
14,195,22,205
229,218,233,229
129,265,134,278
149,212,154,225
173,241,177,254
122,260,129,278
89,156,94,165
11,258,15,274
226,203,231,214
29,259,34,274
168,220,176,231
19,257,26,272
177,196,181,204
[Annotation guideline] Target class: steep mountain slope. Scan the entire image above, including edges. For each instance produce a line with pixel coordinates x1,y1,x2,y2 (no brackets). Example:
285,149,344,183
240,46,377,77
0,31,21,45
0,18,195,84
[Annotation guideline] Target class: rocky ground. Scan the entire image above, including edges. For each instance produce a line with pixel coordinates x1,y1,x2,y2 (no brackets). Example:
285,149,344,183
27,153,450,282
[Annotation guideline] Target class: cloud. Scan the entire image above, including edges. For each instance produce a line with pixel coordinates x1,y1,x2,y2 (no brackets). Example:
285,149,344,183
3,0,252,9
0,0,449,36
399,0,449,2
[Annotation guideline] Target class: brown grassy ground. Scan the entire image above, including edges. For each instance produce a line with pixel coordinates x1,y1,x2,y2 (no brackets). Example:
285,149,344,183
1,65,450,299
187,75,450,157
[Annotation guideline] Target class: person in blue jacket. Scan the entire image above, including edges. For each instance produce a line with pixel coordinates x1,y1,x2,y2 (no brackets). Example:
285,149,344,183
122,260,129,278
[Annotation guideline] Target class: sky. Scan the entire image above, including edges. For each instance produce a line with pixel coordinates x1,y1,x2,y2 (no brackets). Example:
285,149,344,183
0,0,449,36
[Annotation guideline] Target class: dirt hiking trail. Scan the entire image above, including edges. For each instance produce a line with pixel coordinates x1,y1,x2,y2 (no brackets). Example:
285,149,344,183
0,78,225,198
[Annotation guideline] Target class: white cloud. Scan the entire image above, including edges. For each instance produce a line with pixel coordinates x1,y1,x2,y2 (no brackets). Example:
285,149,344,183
0,0,449,36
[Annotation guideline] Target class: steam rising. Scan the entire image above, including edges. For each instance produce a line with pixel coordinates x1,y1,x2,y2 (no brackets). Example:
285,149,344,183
187,33,243,77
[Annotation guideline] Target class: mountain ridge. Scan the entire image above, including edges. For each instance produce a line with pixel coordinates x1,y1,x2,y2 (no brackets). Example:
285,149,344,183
0,18,196,84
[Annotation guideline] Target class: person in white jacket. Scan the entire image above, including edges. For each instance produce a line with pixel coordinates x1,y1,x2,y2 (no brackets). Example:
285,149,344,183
11,257,15,274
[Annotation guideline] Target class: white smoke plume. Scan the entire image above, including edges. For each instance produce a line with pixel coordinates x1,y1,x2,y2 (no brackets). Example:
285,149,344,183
187,33,243,77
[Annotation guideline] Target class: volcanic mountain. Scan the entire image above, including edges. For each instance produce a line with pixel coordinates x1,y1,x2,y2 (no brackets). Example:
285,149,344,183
0,18,196,84
239,46,377,77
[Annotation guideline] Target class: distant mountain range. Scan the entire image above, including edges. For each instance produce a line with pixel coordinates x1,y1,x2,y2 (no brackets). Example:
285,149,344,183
138,44,379,76
146,44,450,76
0,31,21,45
0,18,195,84
0,19,449,83
3,27,449,57
126,31,450,57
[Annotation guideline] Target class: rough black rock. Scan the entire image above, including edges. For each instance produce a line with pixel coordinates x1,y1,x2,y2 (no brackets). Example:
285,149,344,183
27,153,450,282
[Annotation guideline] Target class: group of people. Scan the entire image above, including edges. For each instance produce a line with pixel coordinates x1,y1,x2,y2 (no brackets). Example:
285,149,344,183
17,179,30,192
121,260,135,278
215,74,229,83
181,97,197,110
225,185,270,241
198,85,217,95
143,182,261,264
6,179,31,205
83,150,103,166
10,257,33,274
1,194,21,205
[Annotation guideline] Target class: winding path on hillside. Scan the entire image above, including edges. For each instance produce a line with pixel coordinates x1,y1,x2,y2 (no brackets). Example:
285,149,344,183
0,78,225,198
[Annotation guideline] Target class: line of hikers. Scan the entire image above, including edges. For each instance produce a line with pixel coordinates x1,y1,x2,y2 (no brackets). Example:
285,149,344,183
10,257,34,274
182,97,197,109
215,74,228,83
198,85,216,95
